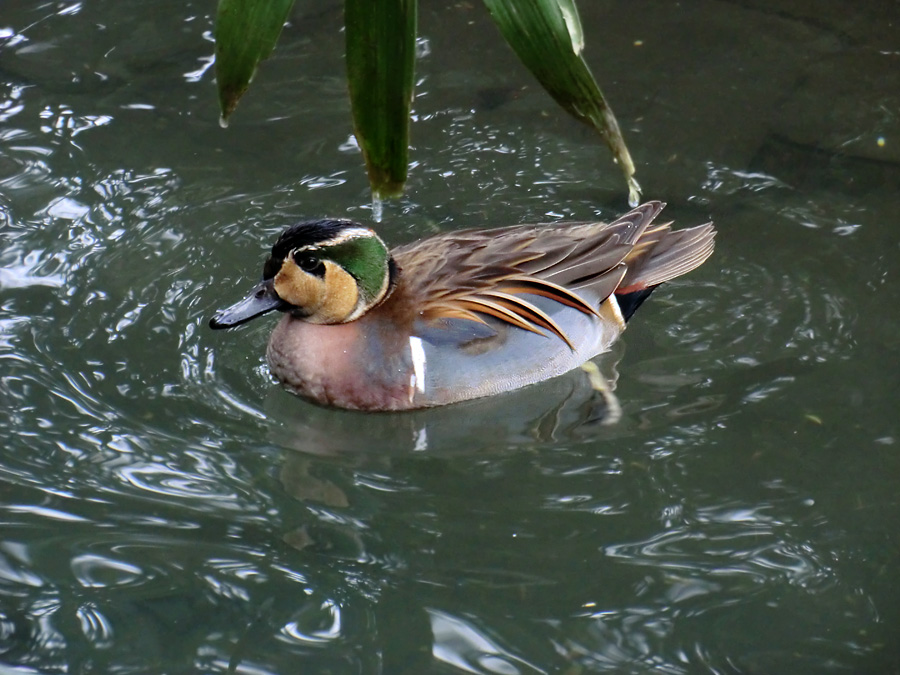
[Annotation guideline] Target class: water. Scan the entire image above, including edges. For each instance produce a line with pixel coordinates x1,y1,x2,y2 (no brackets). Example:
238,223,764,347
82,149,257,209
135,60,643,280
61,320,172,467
2,1,899,673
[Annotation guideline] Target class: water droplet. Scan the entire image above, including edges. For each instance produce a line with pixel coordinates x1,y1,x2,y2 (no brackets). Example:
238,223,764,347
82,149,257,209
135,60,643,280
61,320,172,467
371,194,383,223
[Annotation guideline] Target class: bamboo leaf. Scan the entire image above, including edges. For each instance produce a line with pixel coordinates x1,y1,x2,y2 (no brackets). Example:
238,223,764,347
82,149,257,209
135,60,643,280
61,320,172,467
214,0,295,123
556,0,584,54
482,0,641,205
345,0,417,200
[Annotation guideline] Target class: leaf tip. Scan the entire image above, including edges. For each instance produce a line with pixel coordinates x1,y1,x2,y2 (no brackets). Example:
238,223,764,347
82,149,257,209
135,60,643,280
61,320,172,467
627,177,642,208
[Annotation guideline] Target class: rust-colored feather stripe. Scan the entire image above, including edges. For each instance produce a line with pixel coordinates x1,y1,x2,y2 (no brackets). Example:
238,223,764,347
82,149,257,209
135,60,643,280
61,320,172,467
498,275,601,317
453,297,550,339
479,289,576,349
431,305,490,325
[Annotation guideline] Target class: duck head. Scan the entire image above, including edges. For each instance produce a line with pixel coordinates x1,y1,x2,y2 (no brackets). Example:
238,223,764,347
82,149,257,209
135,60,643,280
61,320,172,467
209,219,397,329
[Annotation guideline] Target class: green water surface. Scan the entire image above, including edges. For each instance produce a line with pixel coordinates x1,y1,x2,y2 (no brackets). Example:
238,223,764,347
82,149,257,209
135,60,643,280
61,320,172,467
2,2,899,673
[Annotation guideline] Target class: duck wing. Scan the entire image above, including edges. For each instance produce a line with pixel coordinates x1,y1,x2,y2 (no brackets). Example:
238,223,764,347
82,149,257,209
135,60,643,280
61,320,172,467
391,201,714,349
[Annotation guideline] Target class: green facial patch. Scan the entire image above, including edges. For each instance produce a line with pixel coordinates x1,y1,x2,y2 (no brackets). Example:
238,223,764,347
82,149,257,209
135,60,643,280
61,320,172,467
324,235,390,301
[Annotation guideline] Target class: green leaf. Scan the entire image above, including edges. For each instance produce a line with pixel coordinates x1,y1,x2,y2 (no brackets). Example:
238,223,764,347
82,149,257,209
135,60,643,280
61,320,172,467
345,0,418,200
555,0,584,54
482,0,641,205
214,0,295,122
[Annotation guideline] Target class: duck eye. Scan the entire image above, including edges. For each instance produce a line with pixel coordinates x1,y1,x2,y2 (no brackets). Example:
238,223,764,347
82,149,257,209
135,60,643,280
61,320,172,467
294,252,325,277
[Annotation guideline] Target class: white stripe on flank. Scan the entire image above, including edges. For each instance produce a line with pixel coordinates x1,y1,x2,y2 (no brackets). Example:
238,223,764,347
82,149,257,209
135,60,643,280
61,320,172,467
409,336,427,394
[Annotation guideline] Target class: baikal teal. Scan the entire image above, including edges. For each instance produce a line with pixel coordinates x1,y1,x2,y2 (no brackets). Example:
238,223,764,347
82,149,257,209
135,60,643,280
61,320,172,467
210,202,715,411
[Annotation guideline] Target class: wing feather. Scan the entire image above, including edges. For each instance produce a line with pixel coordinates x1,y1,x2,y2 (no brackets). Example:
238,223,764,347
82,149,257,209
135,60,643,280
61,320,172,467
453,297,549,338
479,289,575,349
392,201,714,349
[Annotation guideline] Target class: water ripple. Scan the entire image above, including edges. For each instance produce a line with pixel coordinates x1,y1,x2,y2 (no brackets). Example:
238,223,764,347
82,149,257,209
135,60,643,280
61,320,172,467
0,532,308,670
279,600,341,645
70,553,144,589
75,603,115,649
0,3,896,673
603,503,836,597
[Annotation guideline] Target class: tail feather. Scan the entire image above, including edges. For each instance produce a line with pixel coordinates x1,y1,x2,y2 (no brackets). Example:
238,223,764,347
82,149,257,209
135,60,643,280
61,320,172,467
617,222,715,295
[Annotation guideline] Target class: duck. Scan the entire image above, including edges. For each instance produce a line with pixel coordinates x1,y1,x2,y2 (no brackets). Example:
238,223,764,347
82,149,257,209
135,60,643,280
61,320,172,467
209,201,715,412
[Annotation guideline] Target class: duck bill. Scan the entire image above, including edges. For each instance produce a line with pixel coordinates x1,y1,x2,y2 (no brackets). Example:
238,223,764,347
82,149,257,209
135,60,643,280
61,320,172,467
209,279,287,329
